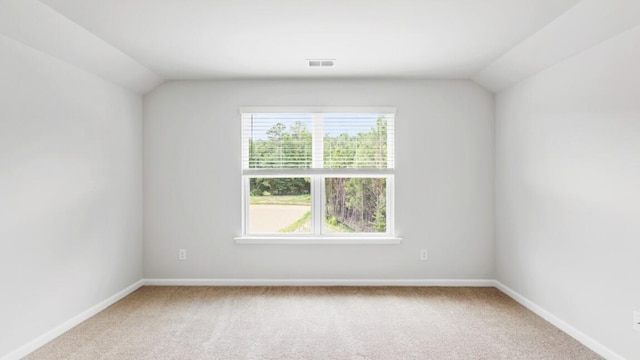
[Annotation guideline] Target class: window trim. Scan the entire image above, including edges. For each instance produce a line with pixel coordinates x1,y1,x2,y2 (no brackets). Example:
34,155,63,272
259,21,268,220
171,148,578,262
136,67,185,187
233,236,403,245
237,107,401,244
239,106,397,115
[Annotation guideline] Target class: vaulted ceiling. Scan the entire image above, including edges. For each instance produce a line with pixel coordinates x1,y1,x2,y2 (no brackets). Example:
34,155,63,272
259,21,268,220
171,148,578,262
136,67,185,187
1,0,639,94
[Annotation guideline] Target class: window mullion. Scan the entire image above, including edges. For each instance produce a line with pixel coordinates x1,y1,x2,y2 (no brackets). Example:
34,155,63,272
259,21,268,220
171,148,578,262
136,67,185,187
312,175,323,236
311,113,324,235
312,113,323,169
242,176,250,235
387,175,394,236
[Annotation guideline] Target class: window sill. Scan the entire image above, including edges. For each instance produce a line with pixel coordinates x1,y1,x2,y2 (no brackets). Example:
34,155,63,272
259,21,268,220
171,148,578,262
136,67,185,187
234,236,403,245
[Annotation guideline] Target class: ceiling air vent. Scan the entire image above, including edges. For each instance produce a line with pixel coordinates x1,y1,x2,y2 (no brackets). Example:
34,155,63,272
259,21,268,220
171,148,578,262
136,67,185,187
308,59,335,67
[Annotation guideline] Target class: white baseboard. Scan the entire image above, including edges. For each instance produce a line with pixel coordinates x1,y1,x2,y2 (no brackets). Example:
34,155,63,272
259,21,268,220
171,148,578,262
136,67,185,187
494,281,624,360
143,278,496,287
1,280,144,360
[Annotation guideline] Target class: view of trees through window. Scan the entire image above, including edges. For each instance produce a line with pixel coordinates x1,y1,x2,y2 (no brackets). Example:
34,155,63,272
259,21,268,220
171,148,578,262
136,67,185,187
245,113,391,234
324,177,386,233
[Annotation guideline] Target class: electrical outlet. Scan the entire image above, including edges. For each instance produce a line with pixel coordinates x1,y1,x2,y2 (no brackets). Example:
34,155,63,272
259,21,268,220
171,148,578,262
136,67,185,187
420,249,428,261
634,311,640,332
178,249,187,261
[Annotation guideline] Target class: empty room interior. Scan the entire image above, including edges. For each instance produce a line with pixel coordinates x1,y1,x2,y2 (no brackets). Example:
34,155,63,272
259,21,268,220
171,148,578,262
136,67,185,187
1,0,639,359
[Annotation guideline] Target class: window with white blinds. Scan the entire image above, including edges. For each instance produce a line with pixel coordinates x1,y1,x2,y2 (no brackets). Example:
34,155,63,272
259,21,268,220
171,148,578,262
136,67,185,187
243,113,313,169
240,108,396,240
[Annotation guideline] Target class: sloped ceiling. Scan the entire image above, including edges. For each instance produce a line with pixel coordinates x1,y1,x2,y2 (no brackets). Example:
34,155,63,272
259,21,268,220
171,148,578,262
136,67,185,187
0,0,162,94
474,0,640,92
1,0,639,94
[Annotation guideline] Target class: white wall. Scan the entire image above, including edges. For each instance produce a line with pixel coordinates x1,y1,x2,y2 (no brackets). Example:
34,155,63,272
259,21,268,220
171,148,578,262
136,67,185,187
143,80,494,280
495,26,640,359
0,35,143,357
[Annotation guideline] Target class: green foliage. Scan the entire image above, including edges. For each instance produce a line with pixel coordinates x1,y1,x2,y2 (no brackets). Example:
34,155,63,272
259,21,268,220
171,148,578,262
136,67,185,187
249,117,388,169
325,177,386,233
324,118,387,169
249,121,312,169
325,216,355,232
249,177,310,196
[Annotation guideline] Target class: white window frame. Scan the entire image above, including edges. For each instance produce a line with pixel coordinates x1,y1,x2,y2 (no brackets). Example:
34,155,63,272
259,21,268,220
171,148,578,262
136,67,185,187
235,107,402,245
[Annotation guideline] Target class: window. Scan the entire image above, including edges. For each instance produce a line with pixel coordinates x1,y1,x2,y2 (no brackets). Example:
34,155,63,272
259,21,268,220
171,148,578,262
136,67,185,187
239,107,398,243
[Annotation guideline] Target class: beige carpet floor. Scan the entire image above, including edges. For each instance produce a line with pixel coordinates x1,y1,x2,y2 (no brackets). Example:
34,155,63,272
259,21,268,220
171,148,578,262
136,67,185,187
25,286,602,360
